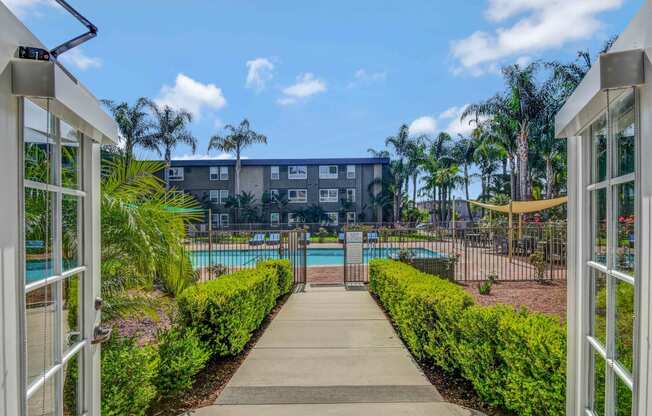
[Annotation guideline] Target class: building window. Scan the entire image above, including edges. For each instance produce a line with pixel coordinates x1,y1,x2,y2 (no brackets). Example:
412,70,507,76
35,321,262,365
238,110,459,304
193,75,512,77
346,188,356,202
288,165,307,179
220,166,228,180
288,189,307,203
270,212,280,226
271,166,279,180
319,188,338,202
347,212,356,224
324,212,338,225
220,213,230,227
168,167,184,181
347,164,355,179
585,88,636,416
209,190,219,203
270,189,279,200
319,165,338,179
219,189,229,204
288,213,302,225
209,166,219,180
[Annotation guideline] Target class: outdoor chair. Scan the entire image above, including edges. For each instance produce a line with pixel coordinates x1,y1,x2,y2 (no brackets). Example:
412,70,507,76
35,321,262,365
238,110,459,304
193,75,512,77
338,232,345,243
304,232,311,245
249,233,266,245
268,233,281,245
367,231,379,243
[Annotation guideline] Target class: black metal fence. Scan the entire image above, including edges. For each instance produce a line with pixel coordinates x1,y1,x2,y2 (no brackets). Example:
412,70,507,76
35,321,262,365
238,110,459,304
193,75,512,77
182,223,567,284
183,229,307,284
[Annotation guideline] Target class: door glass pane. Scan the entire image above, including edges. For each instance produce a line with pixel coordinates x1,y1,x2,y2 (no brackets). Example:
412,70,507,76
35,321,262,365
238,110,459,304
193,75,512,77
591,114,608,183
610,89,635,177
62,195,81,272
591,349,606,416
615,181,635,276
26,285,56,385
63,353,81,416
63,275,81,349
24,99,54,185
25,189,55,284
61,122,80,189
591,188,607,265
27,375,55,416
615,279,635,374
615,375,633,416
591,269,607,346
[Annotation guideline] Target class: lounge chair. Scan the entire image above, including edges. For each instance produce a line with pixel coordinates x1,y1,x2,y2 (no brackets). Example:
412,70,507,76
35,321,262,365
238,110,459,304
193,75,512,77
367,231,379,243
338,232,345,243
304,232,311,245
268,232,281,245
249,233,266,246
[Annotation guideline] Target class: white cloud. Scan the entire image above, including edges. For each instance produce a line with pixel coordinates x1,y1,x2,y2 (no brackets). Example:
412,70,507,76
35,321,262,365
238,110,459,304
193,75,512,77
277,73,327,105
245,58,274,92
349,68,387,87
59,48,102,71
409,104,488,138
451,0,624,75
155,73,226,119
409,116,438,136
3,0,58,17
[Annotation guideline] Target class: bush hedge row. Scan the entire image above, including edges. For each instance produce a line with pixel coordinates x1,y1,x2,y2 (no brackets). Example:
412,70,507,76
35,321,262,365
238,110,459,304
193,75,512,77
102,260,293,415
177,260,292,356
369,259,566,416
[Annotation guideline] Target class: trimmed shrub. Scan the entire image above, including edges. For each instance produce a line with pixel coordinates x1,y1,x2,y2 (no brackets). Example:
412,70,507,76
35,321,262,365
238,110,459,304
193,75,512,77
154,326,210,398
177,266,279,356
101,335,158,416
258,259,294,296
369,259,566,416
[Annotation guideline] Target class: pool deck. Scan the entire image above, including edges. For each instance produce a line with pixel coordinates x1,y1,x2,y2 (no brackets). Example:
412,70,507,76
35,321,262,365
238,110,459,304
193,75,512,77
186,285,482,416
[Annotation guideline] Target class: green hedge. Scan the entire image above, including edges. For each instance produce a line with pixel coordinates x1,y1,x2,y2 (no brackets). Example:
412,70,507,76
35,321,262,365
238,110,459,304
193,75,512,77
258,259,294,296
101,336,158,416
177,260,292,356
369,259,566,416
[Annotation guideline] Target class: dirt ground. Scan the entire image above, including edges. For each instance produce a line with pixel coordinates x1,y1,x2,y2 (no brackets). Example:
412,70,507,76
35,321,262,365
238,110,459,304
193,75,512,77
460,279,567,320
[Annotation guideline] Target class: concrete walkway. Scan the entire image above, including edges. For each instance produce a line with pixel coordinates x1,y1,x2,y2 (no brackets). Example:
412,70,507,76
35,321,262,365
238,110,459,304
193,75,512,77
189,285,480,416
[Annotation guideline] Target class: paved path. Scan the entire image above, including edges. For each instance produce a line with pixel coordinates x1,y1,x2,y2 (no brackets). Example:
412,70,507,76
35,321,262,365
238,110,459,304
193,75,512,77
188,285,480,416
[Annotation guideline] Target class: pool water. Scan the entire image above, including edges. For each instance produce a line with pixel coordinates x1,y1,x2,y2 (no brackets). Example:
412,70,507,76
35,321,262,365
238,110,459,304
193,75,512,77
190,247,444,268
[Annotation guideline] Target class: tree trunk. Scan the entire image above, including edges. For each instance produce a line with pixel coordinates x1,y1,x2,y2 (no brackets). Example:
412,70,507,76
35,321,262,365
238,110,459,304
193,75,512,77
509,156,516,201
412,174,418,204
546,158,554,199
235,147,241,196
517,127,530,200
164,148,171,190
464,164,472,223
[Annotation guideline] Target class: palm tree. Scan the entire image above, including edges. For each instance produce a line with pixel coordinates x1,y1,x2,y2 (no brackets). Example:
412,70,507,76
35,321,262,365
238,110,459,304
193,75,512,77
102,98,158,170
452,135,477,222
463,63,546,200
207,119,267,195
147,102,197,188
405,137,427,204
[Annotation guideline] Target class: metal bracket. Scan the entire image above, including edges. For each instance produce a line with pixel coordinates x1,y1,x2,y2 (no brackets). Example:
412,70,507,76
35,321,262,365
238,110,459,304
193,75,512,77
91,325,112,345
49,0,98,59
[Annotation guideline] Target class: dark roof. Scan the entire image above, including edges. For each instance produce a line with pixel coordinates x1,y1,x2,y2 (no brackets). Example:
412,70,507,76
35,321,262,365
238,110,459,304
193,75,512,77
169,157,390,167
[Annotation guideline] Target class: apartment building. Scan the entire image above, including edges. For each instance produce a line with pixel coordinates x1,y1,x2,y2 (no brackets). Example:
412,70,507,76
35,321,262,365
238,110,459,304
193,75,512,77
161,157,389,227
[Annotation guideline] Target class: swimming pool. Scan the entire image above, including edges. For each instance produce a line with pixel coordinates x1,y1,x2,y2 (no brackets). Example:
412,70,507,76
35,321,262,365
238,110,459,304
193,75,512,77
189,247,444,268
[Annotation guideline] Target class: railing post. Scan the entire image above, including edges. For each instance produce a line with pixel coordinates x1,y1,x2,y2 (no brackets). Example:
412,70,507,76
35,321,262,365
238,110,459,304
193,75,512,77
208,208,212,281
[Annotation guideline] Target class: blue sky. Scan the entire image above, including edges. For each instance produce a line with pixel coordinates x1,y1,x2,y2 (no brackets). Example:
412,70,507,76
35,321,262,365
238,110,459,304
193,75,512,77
6,0,643,197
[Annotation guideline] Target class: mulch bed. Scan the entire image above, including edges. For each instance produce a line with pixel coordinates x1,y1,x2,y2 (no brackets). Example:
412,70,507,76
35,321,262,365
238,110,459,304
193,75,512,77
147,293,291,416
460,279,567,320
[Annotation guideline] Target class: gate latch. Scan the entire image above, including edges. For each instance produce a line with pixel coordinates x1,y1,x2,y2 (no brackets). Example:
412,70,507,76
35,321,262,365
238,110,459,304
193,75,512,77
91,325,112,345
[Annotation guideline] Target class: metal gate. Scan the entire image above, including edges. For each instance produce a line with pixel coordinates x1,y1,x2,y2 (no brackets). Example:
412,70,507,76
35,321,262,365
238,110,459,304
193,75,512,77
344,231,367,284
284,230,307,285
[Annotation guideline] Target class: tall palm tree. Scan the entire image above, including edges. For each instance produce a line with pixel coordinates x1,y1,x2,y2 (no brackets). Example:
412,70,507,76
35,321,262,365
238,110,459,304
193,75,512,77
405,137,427,204
207,119,267,195
147,102,197,188
102,98,157,170
452,135,477,222
463,63,546,200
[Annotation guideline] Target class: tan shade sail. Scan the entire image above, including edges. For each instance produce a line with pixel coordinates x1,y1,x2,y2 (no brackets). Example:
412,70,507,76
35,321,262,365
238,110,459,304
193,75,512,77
467,196,568,214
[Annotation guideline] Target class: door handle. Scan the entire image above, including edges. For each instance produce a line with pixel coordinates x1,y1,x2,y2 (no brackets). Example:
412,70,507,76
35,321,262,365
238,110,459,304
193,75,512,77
91,325,112,345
